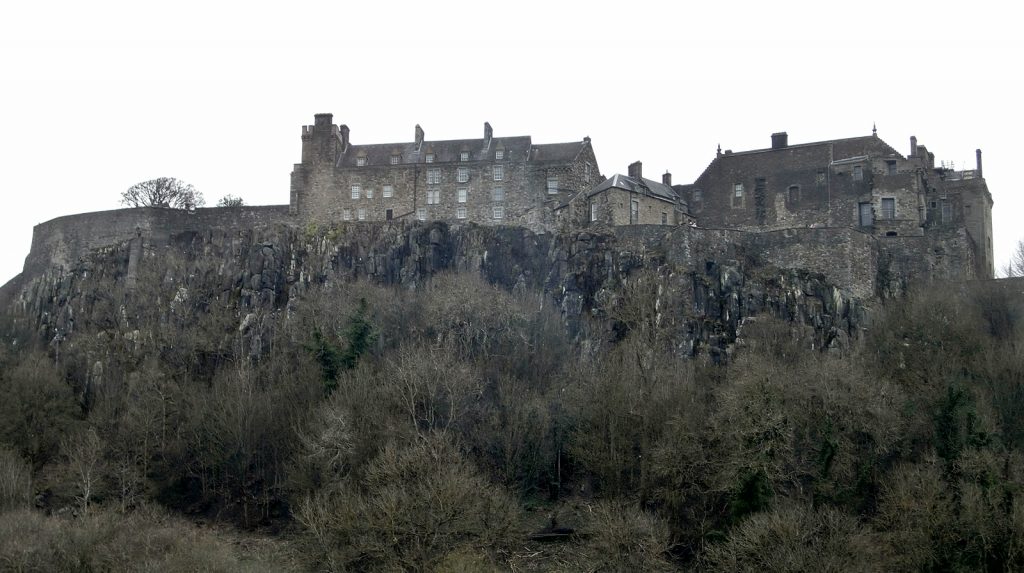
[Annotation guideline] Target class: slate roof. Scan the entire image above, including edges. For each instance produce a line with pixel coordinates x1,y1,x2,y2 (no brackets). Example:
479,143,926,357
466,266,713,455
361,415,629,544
334,135,588,168
587,174,682,205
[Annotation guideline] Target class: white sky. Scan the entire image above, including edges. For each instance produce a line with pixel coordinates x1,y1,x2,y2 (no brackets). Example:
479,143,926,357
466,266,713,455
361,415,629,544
2,1,1021,283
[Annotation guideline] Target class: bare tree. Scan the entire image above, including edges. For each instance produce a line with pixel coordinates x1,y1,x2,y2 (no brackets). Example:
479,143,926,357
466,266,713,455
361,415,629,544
216,194,244,207
1004,239,1024,277
120,177,205,209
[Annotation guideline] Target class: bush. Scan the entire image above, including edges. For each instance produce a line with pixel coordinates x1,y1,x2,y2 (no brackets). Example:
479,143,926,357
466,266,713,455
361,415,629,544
0,355,80,467
582,500,674,571
0,447,32,511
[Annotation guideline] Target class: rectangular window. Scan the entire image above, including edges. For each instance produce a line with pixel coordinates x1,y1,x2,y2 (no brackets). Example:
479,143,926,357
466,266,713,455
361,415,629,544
365,188,374,199
661,212,668,225
383,185,393,198
427,189,440,205
881,198,895,219
886,160,897,175
427,168,441,185
416,207,427,221
816,169,826,184
493,164,504,181
853,165,863,181
787,185,799,203
591,203,598,222
357,208,366,220
356,156,367,167
391,155,400,165
495,149,504,160
732,183,744,208
547,177,558,194
456,206,467,219
941,201,952,223
492,187,505,202
460,151,470,162
631,199,639,222
585,163,591,180
693,189,703,202
492,205,504,219
457,188,468,203
859,202,873,226
457,167,469,183
351,185,361,199
342,209,351,221
425,154,434,163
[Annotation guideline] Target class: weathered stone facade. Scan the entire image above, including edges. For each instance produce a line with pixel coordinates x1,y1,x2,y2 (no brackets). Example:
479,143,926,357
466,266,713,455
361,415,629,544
289,114,601,233
679,131,994,278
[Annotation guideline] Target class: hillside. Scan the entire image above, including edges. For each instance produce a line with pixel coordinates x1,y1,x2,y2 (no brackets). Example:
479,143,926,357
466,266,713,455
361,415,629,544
1,215,1023,570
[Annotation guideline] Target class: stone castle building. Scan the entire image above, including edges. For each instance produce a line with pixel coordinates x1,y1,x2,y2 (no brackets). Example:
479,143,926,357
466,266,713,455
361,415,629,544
673,130,994,278
289,113,601,231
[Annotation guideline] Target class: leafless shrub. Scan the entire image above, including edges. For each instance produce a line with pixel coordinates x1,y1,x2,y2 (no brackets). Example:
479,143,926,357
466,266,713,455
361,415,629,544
0,447,32,511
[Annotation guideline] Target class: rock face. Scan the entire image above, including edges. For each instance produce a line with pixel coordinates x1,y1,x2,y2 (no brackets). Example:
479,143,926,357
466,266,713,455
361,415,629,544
1,217,869,360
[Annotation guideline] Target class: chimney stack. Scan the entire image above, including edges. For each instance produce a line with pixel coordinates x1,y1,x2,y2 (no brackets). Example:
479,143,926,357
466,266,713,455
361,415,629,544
976,148,983,178
415,124,425,149
662,171,672,186
628,161,642,180
313,113,333,131
771,132,788,149
484,122,493,143
910,136,918,157
339,125,350,151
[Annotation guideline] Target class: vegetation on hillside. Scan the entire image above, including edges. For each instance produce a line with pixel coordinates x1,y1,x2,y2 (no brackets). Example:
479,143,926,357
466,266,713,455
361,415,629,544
1,267,1022,570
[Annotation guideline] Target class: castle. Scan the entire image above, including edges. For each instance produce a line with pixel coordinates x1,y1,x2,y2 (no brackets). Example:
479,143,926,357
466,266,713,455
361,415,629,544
289,113,994,279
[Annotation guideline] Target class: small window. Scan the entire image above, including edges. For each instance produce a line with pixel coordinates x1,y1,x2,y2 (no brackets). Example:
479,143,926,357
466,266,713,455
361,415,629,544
425,153,434,163
492,187,505,202
693,189,703,202
941,201,952,223
881,198,895,219
816,169,826,184
391,155,400,165
591,203,598,222
456,206,467,219
383,185,394,198
547,177,558,194
357,208,366,220
886,160,897,175
493,165,504,181
493,205,504,219
351,185,361,199
427,168,441,185
457,167,469,183
585,163,591,180
630,200,639,222
365,188,374,199
859,202,873,226
661,212,668,225
386,209,393,221
356,156,367,167
457,188,468,203
853,165,863,181
495,149,504,160
460,151,470,162
427,189,440,205
732,183,744,208
342,209,351,221
416,207,427,221
787,185,799,203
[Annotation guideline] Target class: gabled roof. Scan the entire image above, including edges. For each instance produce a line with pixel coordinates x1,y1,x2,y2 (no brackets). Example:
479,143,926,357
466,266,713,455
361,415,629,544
587,173,682,205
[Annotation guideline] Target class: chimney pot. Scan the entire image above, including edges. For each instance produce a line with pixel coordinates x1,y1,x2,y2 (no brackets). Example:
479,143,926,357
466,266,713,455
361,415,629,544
976,148,983,178
771,132,788,149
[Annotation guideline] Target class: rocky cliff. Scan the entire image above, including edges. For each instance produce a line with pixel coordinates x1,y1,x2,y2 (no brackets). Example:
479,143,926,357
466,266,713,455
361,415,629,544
1,215,871,360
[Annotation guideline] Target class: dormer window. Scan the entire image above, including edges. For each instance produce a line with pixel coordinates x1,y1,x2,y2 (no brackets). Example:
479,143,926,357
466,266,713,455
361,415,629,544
356,156,367,167
495,149,504,160
425,153,435,163
460,151,470,162
391,155,400,165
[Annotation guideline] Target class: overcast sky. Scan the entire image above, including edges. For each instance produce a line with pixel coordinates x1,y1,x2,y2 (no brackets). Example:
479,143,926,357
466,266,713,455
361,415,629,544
2,1,1021,284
